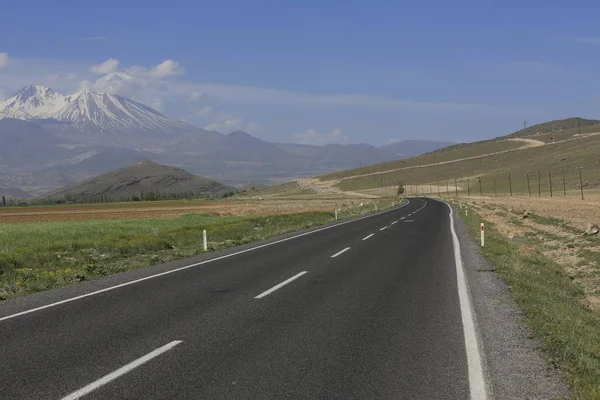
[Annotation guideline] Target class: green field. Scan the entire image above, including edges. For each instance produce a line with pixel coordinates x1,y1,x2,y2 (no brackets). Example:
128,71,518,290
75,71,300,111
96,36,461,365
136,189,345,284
0,199,398,300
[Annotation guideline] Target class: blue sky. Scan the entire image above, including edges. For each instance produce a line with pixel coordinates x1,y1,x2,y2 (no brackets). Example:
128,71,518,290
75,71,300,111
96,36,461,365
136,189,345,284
1,0,600,145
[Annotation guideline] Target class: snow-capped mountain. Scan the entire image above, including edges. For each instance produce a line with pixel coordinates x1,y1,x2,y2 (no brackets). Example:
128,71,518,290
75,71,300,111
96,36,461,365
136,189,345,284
0,85,190,134
0,85,69,119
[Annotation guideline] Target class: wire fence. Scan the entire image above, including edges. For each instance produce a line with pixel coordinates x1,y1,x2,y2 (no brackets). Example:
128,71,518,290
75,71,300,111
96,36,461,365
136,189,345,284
385,167,597,200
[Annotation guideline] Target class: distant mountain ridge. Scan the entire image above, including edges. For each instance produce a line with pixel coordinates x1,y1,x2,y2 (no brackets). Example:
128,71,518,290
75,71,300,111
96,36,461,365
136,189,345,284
0,187,32,199
0,84,454,193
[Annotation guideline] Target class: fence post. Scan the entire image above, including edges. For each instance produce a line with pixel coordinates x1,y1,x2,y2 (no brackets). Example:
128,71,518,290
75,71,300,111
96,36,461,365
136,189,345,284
455,178,459,197
437,181,441,197
478,177,483,196
446,181,449,196
562,168,566,197
467,178,471,196
481,223,485,247
526,174,531,197
203,230,207,252
549,171,553,198
538,170,541,197
580,168,584,200
509,173,513,196
430,183,433,195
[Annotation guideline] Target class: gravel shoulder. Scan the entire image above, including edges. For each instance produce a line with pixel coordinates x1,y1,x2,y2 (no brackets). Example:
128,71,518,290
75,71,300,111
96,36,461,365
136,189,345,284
452,203,571,399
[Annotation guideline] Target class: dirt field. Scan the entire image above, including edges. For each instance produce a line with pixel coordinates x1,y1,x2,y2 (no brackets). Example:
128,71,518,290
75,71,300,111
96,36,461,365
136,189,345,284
0,198,378,223
457,194,600,312
458,194,600,230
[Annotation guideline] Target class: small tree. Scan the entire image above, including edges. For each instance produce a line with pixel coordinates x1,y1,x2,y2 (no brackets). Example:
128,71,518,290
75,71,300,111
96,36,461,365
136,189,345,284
1,195,5,206
397,183,405,196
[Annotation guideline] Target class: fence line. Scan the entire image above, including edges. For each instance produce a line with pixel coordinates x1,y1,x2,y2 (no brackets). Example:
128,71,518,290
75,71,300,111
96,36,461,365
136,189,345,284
391,167,598,201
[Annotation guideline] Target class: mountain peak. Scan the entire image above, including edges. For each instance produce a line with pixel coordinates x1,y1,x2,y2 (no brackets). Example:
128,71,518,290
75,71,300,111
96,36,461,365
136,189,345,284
0,85,190,134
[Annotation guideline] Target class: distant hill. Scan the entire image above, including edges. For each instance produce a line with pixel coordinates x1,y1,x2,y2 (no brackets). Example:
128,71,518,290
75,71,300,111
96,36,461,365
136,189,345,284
0,187,32,199
43,160,233,201
316,116,600,196
380,140,456,158
507,117,600,138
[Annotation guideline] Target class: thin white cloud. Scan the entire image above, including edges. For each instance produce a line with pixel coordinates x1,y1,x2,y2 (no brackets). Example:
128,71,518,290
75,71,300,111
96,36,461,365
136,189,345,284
294,128,348,145
196,106,213,117
44,74,59,82
149,60,184,77
204,111,261,133
172,82,504,113
0,52,10,69
90,58,120,74
66,72,78,81
189,90,204,101
78,80,92,91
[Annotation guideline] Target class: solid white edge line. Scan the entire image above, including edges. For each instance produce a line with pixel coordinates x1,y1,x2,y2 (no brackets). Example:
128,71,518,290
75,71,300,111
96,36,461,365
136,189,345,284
379,226,388,231
60,340,182,400
255,271,307,299
362,234,375,241
444,200,488,400
331,247,351,258
390,221,398,225
0,200,412,323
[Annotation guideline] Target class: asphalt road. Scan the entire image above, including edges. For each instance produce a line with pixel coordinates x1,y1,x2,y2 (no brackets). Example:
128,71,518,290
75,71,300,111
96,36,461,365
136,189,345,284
0,198,480,399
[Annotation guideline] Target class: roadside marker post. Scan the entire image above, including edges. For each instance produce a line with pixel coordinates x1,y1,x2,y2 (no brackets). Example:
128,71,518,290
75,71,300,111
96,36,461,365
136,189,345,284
202,230,207,252
335,209,338,220
375,203,378,211
480,223,485,247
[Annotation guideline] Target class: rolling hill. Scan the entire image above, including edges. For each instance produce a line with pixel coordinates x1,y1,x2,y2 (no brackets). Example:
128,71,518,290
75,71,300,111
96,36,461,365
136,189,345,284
43,160,234,201
308,117,600,196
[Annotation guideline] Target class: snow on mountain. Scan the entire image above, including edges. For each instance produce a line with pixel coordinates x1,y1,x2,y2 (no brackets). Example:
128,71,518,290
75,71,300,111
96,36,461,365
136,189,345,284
0,85,190,134
0,85,68,119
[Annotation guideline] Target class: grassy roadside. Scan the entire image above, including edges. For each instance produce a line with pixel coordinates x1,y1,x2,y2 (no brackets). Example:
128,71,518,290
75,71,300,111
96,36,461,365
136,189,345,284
455,202,600,399
0,198,399,300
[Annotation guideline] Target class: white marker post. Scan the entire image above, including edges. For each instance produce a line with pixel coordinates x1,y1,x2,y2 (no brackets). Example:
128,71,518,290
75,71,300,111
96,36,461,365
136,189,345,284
202,230,207,252
375,203,378,211
466,208,468,216
480,223,485,247
335,209,338,220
